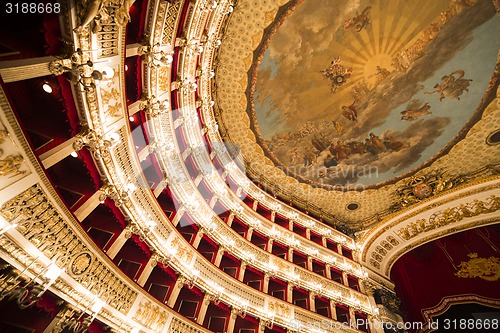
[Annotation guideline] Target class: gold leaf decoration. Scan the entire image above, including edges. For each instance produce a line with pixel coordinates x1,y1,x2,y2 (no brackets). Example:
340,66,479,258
455,253,500,282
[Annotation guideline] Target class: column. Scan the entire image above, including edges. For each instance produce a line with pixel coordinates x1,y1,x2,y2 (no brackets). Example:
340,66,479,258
267,239,274,253
349,307,357,329
213,248,224,267
39,137,79,169
136,256,157,287
167,279,184,308
192,229,204,248
270,211,276,222
209,196,217,209
330,300,337,320
306,256,312,271
106,228,130,259
237,262,246,282
305,228,311,240
226,310,238,333
226,213,234,227
196,294,211,325
181,147,191,160
322,236,327,247
262,274,270,294
194,174,203,186
325,264,332,279
252,201,258,211
74,191,102,222
309,292,316,312
171,210,184,227
153,181,166,197
246,227,254,241
286,284,293,303
0,56,56,82
288,248,294,262
342,271,349,286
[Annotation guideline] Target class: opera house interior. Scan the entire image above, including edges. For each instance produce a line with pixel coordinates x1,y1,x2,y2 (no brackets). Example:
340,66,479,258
0,0,499,332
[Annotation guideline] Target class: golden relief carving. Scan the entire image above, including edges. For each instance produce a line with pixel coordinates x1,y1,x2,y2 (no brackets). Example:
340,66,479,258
397,195,499,240
69,252,94,276
392,169,466,210
268,300,291,318
0,128,26,179
455,253,500,282
0,185,137,312
170,237,194,263
272,257,290,274
133,301,168,330
100,81,122,118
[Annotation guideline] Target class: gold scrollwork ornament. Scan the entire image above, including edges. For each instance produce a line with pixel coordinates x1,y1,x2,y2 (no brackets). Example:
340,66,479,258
455,253,500,282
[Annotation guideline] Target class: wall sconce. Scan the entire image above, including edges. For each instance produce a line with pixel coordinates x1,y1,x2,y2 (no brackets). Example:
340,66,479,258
0,261,63,309
261,314,275,329
138,43,173,68
232,300,248,318
184,269,199,289
207,283,224,305
289,319,301,331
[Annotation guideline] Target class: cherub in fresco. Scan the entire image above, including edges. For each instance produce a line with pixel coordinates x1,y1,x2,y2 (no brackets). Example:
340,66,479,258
344,6,372,32
400,99,432,121
425,70,472,101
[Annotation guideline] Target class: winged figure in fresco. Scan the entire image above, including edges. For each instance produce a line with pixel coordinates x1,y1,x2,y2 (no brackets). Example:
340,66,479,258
425,70,472,101
320,57,353,93
400,99,432,121
343,6,372,32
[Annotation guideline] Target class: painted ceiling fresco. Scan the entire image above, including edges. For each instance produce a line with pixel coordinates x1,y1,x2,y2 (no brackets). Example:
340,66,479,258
251,0,500,189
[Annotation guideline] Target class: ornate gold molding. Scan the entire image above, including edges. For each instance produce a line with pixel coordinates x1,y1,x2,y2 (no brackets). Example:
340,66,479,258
397,195,499,241
361,178,499,262
0,184,137,313
455,253,500,281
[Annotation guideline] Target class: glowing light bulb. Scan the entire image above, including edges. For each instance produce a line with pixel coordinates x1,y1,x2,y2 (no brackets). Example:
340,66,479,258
42,83,53,93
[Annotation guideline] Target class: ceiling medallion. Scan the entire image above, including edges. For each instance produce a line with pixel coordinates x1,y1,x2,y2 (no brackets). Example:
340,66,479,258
455,253,500,282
